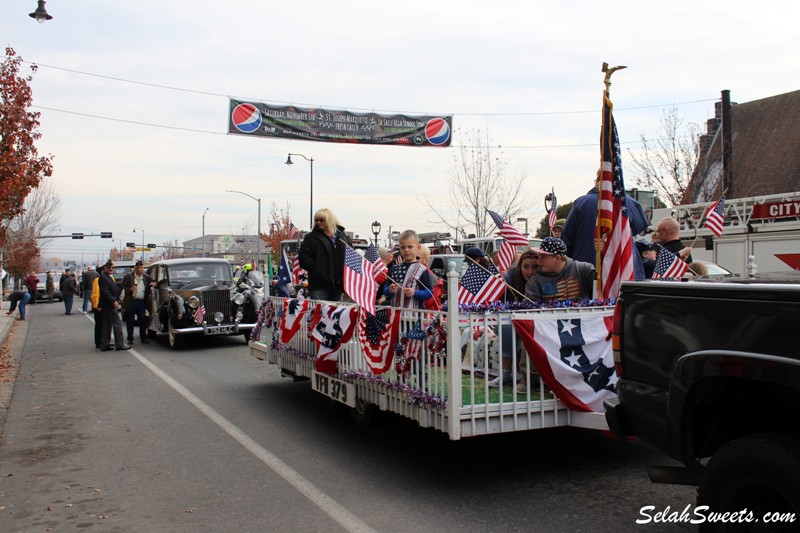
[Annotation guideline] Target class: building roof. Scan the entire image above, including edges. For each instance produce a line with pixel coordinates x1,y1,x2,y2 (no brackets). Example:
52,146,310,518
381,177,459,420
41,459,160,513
685,89,800,203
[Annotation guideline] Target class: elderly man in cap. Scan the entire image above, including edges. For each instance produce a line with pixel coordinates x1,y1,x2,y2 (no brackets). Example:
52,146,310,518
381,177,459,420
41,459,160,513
524,237,596,302
121,260,154,344
98,260,130,351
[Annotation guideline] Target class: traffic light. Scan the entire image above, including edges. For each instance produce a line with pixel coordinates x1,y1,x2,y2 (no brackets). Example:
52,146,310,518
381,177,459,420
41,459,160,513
71,233,84,239
147,243,157,249
126,242,136,248
100,232,112,238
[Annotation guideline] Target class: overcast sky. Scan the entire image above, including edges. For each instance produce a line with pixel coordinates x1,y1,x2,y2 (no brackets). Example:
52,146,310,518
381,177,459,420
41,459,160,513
3,0,798,265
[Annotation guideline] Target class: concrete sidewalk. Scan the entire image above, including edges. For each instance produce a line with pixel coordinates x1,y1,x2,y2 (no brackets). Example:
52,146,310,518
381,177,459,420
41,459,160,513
0,305,30,428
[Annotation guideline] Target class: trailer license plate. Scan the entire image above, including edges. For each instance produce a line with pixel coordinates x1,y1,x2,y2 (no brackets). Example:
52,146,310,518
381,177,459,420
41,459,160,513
206,325,235,335
312,372,355,407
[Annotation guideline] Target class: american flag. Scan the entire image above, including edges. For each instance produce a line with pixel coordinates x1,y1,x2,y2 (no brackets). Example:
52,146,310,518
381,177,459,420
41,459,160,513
343,246,378,316
652,247,689,279
599,93,634,300
488,210,529,273
193,304,205,324
704,195,726,237
458,260,506,304
548,194,558,230
364,244,388,279
288,222,298,239
275,250,294,297
291,252,306,285
357,307,400,375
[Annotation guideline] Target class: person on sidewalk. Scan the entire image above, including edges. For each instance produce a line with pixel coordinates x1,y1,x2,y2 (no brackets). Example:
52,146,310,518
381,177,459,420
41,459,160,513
81,266,99,314
61,270,77,314
4,290,30,318
98,261,130,351
121,260,153,344
46,272,55,303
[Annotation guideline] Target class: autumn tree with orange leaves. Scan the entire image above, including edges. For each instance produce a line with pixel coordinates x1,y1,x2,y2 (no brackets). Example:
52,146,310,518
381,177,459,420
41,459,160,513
1,47,54,250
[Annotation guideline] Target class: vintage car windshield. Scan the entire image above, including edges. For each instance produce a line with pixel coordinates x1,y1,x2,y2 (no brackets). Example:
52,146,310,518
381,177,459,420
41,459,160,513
168,263,232,285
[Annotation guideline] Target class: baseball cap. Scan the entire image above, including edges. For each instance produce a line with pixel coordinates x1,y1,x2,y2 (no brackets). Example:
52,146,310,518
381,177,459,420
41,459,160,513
464,247,486,260
539,237,567,255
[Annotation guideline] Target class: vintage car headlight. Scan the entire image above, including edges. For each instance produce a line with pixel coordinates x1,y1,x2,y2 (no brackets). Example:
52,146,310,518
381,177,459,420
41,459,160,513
214,311,225,324
233,292,246,305
187,296,200,309
235,310,244,321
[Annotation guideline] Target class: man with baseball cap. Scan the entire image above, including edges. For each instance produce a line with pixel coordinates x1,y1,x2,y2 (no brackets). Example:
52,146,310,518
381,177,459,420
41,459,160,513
524,237,596,302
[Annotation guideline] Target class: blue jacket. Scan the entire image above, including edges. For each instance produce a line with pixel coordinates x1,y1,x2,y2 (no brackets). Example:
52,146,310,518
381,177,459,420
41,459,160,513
561,187,649,280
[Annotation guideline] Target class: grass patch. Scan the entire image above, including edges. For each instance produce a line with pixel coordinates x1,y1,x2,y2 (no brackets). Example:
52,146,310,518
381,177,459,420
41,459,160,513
425,370,553,405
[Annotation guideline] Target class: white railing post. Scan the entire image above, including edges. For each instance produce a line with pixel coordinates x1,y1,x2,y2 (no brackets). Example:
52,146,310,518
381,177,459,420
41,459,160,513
446,261,461,440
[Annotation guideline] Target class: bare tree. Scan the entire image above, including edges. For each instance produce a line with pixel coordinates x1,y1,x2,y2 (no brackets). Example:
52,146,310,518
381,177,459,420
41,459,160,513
422,128,530,238
626,107,701,207
10,176,62,249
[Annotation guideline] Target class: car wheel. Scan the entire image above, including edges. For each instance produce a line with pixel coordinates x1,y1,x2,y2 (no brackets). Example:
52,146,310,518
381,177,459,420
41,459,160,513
147,328,157,339
167,322,184,350
698,432,800,531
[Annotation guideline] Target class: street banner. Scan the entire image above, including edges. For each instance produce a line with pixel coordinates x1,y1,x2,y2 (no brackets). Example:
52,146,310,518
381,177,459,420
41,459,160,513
228,99,452,147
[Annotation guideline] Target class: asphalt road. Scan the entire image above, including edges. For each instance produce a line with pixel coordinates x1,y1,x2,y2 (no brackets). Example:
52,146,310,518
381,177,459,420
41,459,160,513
0,300,698,532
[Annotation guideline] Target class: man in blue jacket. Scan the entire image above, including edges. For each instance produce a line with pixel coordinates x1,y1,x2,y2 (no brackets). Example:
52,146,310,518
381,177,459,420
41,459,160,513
561,172,649,280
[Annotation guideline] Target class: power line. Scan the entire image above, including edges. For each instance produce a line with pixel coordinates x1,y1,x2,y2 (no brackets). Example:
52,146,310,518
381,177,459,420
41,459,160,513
25,60,716,116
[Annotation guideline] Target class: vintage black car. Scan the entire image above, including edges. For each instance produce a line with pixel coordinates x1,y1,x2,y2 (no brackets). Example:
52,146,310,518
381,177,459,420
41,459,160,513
145,258,260,349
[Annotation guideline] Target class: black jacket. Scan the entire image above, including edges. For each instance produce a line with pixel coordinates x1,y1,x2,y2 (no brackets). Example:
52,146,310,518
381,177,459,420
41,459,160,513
298,226,352,293
98,271,122,309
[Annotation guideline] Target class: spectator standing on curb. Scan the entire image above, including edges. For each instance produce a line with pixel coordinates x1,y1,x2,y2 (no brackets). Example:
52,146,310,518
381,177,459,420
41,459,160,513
81,266,99,314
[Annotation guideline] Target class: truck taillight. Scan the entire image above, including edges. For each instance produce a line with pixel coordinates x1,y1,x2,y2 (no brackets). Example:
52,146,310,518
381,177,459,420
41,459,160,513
612,301,623,376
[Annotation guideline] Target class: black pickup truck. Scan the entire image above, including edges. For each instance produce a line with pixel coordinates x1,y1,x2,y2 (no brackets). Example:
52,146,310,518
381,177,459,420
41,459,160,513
605,275,800,526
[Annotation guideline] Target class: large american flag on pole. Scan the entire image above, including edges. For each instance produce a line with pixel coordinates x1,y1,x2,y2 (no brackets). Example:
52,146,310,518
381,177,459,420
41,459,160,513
343,246,378,316
598,93,634,300
458,261,506,304
488,210,529,273
703,194,726,237
275,250,294,297
652,247,689,279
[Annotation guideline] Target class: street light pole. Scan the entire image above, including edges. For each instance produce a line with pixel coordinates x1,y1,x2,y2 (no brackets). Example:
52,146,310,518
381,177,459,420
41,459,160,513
225,190,261,272
285,153,314,228
133,228,144,262
202,208,209,258
371,220,382,247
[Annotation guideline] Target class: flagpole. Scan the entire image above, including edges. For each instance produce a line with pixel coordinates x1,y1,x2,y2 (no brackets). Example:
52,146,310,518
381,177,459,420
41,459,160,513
596,62,627,295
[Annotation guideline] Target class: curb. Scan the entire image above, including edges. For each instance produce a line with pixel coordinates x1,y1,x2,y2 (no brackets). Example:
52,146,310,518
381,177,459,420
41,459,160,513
0,314,25,428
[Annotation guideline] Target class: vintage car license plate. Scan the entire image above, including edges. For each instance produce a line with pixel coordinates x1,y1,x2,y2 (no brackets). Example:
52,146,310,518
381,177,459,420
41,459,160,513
311,372,356,407
206,325,235,335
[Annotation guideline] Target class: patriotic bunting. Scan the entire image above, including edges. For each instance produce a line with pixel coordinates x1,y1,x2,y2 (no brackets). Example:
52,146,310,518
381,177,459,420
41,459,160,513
280,298,309,343
310,304,359,375
357,307,400,374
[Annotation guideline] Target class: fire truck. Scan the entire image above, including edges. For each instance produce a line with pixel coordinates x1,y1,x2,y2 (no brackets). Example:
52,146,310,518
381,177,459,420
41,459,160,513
651,191,800,276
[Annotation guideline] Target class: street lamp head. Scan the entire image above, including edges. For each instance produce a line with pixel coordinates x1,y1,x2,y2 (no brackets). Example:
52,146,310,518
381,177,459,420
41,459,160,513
285,154,293,165
29,0,52,23
371,220,382,234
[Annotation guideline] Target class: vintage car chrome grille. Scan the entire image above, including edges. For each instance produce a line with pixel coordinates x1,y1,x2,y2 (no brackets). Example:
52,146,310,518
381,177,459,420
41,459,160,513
201,289,231,323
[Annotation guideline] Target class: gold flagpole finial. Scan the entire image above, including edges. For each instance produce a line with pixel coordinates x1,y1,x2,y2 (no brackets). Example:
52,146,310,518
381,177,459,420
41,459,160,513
602,62,627,91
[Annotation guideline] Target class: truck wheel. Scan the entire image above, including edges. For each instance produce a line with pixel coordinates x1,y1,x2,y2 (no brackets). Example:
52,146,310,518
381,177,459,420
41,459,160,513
168,323,184,350
698,432,800,528
351,397,377,428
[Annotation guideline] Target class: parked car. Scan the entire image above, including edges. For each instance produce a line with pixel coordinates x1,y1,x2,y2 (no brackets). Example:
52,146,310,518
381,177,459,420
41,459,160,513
145,258,259,349
34,272,62,302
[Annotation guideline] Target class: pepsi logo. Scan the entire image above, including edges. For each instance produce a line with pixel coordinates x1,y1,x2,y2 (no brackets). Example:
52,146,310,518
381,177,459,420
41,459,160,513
231,103,262,133
425,118,450,146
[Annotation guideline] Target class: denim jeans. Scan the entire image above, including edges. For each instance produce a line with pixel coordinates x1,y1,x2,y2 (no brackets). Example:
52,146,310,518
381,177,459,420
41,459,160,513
18,292,31,319
63,295,74,314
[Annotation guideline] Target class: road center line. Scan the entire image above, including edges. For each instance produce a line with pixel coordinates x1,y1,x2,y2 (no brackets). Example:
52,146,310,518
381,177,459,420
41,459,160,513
128,348,376,533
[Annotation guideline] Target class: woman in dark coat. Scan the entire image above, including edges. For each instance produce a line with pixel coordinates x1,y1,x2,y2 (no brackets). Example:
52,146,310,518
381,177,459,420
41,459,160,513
298,208,352,301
